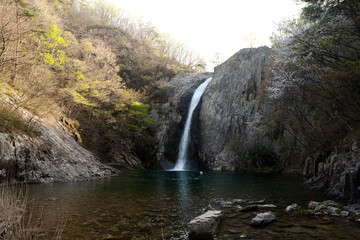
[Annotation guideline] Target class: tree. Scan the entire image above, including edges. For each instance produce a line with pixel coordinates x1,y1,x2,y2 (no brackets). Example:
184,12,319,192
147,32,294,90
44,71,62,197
266,0,360,156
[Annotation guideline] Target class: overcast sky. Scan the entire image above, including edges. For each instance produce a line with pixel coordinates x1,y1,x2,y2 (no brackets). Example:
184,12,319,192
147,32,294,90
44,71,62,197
113,0,303,68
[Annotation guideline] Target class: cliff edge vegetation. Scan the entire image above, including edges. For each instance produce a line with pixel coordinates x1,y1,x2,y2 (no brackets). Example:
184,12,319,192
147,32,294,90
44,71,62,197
0,0,205,180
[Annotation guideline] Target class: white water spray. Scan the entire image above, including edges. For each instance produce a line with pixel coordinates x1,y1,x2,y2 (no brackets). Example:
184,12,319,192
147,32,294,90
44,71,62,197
173,77,213,170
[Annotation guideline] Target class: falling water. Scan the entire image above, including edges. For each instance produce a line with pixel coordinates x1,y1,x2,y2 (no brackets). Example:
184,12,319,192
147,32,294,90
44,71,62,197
173,77,213,170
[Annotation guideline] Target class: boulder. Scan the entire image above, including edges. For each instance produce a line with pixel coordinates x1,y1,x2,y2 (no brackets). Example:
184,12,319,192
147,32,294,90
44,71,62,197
188,210,223,240
308,200,341,216
250,212,276,227
344,204,360,215
285,204,300,213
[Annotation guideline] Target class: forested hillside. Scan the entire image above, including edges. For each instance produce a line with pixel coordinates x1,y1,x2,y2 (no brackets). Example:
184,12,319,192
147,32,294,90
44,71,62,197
266,0,360,163
0,0,205,168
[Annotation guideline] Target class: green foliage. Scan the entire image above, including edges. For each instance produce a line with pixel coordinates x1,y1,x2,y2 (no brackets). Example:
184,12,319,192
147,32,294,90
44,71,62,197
127,102,156,133
41,25,68,69
0,0,206,167
297,209,310,215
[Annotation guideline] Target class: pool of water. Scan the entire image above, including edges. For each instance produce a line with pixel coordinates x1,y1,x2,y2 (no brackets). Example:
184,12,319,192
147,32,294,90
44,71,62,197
28,171,360,239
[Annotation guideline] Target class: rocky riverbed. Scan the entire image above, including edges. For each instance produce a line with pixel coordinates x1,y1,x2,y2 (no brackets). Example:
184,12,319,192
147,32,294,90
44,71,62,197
185,198,360,240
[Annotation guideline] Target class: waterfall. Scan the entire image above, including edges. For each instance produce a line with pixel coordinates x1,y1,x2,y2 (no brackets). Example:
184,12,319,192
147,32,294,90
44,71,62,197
173,77,213,170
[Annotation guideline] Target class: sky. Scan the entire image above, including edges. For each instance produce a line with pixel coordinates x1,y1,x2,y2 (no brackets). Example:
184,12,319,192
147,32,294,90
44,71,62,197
112,0,304,69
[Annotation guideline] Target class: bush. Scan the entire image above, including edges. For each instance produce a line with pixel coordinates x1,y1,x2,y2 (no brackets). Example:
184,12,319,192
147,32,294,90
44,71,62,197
0,103,40,136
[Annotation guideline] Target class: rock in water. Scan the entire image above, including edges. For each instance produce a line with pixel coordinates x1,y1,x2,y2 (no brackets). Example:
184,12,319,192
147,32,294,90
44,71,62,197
188,210,223,240
250,212,276,227
258,204,277,208
285,204,300,213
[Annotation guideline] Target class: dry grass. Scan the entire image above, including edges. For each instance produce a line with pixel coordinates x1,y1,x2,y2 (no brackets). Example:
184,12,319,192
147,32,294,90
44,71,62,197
0,184,65,240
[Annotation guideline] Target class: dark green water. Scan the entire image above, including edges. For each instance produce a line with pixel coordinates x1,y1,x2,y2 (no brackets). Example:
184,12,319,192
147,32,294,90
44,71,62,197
28,171,360,239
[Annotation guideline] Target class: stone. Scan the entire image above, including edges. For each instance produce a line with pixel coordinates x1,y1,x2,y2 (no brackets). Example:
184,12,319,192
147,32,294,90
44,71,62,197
285,204,300,213
308,200,342,216
188,210,223,240
340,211,349,217
344,204,360,215
258,204,277,208
233,199,247,204
308,201,320,209
235,205,243,210
249,199,266,204
250,212,276,227
326,206,340,216
219,201,233,207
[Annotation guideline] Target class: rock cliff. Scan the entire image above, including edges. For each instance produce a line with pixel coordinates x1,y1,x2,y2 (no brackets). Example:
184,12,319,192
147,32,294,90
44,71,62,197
0,111,118,183
304,141,360,203
199,47,272,170
152,72,213,169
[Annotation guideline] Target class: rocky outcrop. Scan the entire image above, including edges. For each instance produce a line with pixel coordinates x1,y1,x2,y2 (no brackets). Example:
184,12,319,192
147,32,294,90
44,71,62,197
152,72,213,169
304,142,360,203
199,47,272,170
0,113,118,183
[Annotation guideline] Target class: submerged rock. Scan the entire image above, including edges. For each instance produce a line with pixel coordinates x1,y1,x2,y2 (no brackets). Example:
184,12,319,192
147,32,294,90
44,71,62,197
250,212,276,227
308,200,341,216
219,201,233,208
241,205,258,212
233,199,247,204
258,204,277,208
344,204,360,215
285,204,300,213
249,199,266,205
188,210,223,240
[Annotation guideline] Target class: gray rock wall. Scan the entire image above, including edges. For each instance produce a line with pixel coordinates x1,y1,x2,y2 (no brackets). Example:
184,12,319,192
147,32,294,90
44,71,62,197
0,113,118,183
199,47,272,170
152,72,213,169
304,141,360,203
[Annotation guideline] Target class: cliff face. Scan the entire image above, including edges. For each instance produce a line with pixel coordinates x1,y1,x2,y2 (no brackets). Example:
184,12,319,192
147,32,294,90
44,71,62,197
152,72,213,169
199,47,272,170
0,111,118,183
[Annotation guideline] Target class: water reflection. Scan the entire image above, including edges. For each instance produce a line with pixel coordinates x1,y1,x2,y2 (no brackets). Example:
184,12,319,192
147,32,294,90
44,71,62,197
27,171,360,239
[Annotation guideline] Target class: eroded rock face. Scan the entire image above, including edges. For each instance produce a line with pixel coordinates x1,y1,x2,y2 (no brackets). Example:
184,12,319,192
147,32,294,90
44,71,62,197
0,115,118,183
152,72,213,169
199,47,272,170
304,148,360,203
